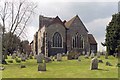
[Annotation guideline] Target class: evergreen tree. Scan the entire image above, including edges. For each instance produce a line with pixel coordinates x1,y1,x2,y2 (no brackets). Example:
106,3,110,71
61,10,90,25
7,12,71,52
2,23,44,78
105,12,120,55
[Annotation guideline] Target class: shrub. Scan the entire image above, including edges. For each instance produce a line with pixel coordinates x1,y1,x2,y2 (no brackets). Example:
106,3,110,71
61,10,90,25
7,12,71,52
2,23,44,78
67,52,80,60
8,60,13,63
15,58,21,63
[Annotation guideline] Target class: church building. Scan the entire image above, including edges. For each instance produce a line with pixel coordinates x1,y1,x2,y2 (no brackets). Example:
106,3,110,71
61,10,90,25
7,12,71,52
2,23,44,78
33,15,97,57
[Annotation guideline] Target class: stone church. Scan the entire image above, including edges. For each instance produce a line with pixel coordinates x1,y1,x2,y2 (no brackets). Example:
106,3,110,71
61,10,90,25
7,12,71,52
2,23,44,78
32,15,97,57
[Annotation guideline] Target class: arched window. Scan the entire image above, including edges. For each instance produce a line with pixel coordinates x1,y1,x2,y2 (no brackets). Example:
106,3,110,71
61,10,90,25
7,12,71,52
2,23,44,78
80,35,84,48
53,32,62,47
72,33,84,49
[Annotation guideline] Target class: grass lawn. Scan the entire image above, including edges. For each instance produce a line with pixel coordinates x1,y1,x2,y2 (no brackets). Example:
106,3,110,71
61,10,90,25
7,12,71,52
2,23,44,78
1,55,118,78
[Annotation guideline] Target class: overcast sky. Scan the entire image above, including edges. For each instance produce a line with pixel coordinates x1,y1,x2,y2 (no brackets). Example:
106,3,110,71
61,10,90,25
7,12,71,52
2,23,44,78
1,0,119,51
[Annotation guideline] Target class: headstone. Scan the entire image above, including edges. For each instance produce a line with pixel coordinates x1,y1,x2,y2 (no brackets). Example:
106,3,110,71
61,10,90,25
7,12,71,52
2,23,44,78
90,52,95,58
57,53,62,61
36,53,44,63
82,51,85,55
0,66,5,70
90,57,98,70
17,53,21,58
54,55,57,59
87,52,90,56
67,51,69,55
78,56,81,61
12,53,16,59
84,55,89,59
97,52,100,58
106,61,112,66
38,63,46,71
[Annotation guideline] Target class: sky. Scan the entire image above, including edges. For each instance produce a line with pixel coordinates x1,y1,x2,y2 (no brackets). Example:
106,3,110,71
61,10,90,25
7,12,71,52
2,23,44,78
0,0,119,51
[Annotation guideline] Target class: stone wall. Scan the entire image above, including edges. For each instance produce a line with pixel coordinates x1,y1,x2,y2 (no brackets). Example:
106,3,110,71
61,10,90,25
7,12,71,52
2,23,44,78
46,23,66,56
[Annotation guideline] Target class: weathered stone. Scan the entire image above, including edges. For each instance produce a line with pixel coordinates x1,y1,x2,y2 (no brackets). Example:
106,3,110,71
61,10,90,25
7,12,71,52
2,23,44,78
82,51,85,55
90,57,98,70
78,56,81,61
0,66,5,70
84,55,89,59
36,53,45,63
12,53,16,59
106,61,112,66
90,52,95,58
87,52,90,56
57,53,62,61
38,63,46,71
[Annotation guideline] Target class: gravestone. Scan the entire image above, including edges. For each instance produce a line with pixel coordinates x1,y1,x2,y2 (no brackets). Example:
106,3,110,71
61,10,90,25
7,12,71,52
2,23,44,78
54,55,57,59
12,53,16,59
90,52,95,58
38,63,46,71
87,52,90,56
78,56,81,61
36,53,44,63
82,51,85,55
90,57,98,70
57,53,62,61
17,53,21,58
84,55,89,59
97,52,100,58
0,66,5,70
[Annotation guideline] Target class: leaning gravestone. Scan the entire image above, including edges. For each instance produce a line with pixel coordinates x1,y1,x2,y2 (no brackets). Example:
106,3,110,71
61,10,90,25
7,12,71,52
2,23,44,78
12,53,16,59
84,55,89,59
57,53,62,61
36,53,44,63
90,52,95,58
90,57,98,70
38,63,46,71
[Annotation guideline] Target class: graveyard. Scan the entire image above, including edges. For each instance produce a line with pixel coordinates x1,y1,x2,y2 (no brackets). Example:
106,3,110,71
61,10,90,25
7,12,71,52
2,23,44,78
1,54,118,78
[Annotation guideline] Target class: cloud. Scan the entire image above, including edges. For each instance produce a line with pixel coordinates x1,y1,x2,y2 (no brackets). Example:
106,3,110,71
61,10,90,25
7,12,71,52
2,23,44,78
20,25,38,43
86,17,112,51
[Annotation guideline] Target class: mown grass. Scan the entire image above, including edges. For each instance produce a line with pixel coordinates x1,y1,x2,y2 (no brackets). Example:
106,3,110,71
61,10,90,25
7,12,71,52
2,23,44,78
1,55,118,78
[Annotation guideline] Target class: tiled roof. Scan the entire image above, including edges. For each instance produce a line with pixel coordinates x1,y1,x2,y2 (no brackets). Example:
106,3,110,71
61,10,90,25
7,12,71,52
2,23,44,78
88,34,97,45
65,15,88,32
65,15,77,28
39,15,65,29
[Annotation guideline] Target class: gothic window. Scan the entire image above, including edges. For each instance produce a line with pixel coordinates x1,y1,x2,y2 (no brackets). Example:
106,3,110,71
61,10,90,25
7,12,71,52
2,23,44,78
53,32,62,47
72,33,84,49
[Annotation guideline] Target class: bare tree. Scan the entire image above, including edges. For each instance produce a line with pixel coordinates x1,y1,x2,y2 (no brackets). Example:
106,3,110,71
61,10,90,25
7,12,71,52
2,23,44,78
0,0,37,63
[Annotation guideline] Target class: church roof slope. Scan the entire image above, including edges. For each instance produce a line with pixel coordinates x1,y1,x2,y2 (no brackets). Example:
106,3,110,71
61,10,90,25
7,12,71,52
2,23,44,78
65,15,88,32
88,34,97,45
